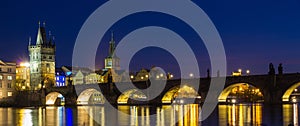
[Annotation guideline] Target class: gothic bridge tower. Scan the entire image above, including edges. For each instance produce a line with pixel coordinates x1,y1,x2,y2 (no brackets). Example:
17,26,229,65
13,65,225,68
28,22,56,90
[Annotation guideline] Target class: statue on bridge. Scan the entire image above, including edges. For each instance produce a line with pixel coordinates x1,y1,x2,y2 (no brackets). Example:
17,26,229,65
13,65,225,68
268,63,275,75
278,63,283,75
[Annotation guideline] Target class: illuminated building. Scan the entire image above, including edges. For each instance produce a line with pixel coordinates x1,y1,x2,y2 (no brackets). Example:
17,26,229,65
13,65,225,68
55,68,66,87
16,62,30,90
28,22,56,90
85,73,101,84
0,60,16,100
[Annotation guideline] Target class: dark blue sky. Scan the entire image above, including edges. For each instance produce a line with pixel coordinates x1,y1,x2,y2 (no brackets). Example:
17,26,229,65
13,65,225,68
1,0,300,77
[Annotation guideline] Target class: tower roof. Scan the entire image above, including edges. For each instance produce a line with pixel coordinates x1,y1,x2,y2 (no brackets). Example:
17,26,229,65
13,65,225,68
36,22,47,45
108,32,116,57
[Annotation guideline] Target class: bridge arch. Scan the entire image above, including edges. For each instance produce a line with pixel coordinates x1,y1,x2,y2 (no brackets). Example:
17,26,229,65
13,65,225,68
117,89,147,104
218,83,263,103
282,82,300,102
162,85,200,104
46,92,65,105
77,88,105,105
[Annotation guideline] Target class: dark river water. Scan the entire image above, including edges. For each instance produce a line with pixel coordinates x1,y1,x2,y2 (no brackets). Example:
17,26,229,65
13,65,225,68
0,104,298,126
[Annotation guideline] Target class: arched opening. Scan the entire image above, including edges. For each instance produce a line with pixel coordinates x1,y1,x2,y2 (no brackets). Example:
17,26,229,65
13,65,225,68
117,89,147,104
46,92,65,106
282,82,300,102
77,89,105,105
218,83,263,103
162,85,200,104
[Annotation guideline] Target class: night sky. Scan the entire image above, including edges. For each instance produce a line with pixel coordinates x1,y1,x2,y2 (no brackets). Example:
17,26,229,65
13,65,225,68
1,0,300,77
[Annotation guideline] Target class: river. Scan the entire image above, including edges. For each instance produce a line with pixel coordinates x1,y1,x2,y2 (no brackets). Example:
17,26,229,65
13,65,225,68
0,104,298,126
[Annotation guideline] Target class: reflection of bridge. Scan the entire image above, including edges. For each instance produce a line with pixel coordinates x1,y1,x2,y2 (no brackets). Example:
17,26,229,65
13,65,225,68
44,73,300,105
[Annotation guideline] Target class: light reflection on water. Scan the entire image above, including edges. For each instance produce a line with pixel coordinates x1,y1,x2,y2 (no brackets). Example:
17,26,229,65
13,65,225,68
0,104,298,126
218,104,262,126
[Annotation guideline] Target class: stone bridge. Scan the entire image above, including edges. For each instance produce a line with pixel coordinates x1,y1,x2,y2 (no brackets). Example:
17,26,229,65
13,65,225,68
43,73,300,105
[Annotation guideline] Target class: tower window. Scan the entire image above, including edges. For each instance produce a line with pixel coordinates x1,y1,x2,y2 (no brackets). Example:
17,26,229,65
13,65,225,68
7,76,12,80
49,56,53,59
8,83,12,88
7,92,12,96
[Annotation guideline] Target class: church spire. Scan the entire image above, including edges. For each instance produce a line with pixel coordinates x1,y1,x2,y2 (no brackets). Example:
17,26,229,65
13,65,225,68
109,31,115,57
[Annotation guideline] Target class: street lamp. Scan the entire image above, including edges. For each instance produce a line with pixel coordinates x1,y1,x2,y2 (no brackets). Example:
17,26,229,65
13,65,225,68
238,69,242,74
189,73,194,78
246,70,250,75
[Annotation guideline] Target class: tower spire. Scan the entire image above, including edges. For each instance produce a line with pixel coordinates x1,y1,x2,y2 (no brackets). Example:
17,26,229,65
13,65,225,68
29,36,32,46
36,21,46,45
48,31,52,45
109,31,115,57
111,31,114,41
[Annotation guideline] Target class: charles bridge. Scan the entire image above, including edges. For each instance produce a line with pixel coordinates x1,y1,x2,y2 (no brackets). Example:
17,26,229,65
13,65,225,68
18,73,300,106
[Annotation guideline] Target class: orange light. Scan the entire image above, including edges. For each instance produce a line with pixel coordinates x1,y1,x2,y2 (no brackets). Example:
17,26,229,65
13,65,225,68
20,62,30,67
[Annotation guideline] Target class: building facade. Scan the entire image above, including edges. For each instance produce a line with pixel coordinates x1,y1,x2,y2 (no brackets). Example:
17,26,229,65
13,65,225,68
28,23,56,90
0,60,16,101
16,62,30,90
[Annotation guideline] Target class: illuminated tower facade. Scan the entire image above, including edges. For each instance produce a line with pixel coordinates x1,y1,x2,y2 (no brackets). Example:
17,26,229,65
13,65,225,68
28,22,56,90
104,33,120,70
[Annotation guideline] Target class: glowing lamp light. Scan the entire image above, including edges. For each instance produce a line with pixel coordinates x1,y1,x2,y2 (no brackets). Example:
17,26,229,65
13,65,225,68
20,62,30,67
238,69,242,73
170,74,174,78
246,70,250,74
292,98,297,103
231,99,237,103
160,73,164,77
189,73,194,77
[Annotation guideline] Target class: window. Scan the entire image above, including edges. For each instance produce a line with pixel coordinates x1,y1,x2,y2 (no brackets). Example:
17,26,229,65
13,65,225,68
0,92,2,97
49,56,53,59
7,76,12,80
0,68,2,71
7,92,12,97
0,82,2,88
7,83,11,88
0,75,2,80
8,68,12,72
